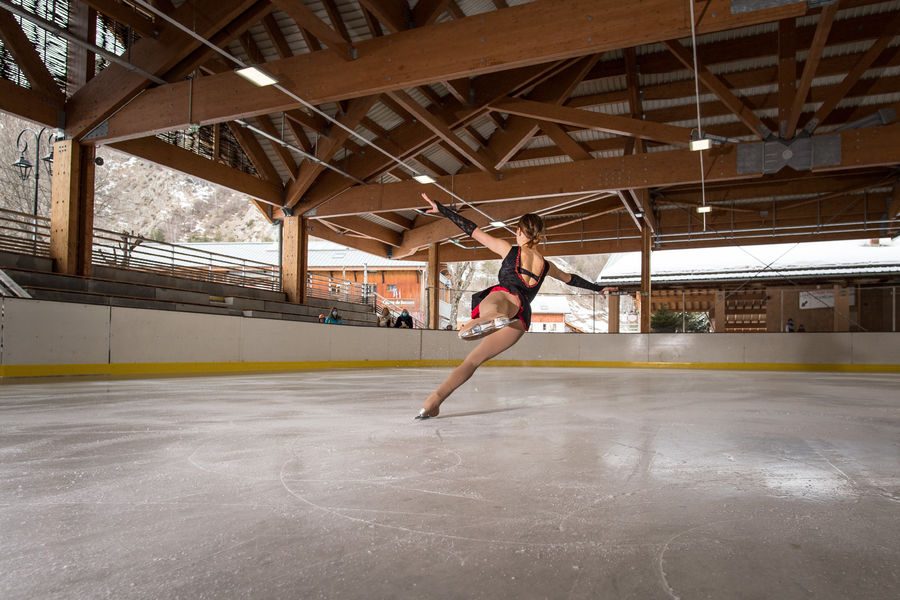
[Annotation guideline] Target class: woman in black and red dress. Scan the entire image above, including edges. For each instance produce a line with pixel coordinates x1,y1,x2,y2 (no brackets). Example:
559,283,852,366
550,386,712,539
416,193,611,420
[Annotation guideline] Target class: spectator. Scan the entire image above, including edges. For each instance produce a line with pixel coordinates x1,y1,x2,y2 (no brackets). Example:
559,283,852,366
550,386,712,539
443,324,453,331
785,318,795,333
324,308,343,324
394,309,414,329
797,323,806,332
377,306,394,328
317,314,326,324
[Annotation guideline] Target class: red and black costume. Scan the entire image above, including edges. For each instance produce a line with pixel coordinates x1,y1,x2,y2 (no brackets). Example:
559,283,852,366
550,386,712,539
431,198,604,331
470,246,549,330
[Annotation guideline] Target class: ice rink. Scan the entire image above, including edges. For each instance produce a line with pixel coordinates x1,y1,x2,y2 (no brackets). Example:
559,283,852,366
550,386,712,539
2,367,898,599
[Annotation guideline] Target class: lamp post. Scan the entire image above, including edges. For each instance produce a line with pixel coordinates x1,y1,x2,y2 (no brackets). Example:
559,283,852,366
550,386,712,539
11,127,57,250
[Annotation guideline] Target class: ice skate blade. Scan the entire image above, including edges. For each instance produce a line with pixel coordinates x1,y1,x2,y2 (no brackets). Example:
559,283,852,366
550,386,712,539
415,408,434,420
459,317,512,341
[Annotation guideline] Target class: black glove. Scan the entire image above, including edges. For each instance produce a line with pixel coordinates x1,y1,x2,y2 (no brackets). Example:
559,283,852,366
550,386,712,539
567,273,604,292
435,201,477,236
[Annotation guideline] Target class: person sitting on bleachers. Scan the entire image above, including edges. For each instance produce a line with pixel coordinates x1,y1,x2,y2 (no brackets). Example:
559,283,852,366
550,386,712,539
377,306,394,328
324,308,343,324
393,309,414,329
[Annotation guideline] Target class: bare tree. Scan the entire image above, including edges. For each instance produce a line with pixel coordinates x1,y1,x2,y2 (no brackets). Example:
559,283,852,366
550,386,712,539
444,261,476,328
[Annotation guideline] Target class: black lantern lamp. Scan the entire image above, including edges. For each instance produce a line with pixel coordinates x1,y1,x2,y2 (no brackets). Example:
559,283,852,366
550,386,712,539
12,151,33,181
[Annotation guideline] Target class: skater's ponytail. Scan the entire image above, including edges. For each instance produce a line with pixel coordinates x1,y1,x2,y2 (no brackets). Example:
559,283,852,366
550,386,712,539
517,213,545,248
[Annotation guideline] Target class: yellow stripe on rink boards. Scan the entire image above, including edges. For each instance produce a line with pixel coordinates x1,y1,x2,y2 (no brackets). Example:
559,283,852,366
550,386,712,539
1,360,899,379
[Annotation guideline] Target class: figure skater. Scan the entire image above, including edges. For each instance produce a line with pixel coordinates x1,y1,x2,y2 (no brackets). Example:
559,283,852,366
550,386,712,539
415,193,612,420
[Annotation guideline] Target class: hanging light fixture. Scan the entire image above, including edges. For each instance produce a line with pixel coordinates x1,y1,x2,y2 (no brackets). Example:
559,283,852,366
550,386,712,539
12,153,33,181
41,147,54,176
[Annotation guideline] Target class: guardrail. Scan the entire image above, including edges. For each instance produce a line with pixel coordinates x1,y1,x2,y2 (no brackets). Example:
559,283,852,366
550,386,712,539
91,228,281,291
0,208,51,258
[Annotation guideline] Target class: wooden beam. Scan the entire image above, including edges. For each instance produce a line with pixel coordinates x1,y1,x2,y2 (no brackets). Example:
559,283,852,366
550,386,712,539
428,243,440,329
487,56,599,169
85,0,808,143
802,12,900,134
66,2,96,96
387,90,498,174
50,141,95,276
888,182,900,230
110,137,284,205
326,216,402,246
538,121,593,161
281,216,308,304
777,18,797,138
491,98,691,146
412,0,452,27
164,2,273,82
631,188,658,233
623,46,645,156
284,96,380,208
608,294,620,333
80,0,162,39
640,225,651,333
293,63,568,212
616,190,643,232
269,0,353,59
227,122,283,184
395,194,617,257
0,78,63,127
307,124,900,218
306,220,390,257
512,75,900,164
262,14,293,59
321,0,353,46
0,11,64,102
374,211,414,230
65,0,257,139
663,39,772,140
358,0,409,33
785,1,840,138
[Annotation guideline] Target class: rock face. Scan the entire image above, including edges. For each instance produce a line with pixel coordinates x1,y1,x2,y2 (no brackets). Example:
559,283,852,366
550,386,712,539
0,113,276,244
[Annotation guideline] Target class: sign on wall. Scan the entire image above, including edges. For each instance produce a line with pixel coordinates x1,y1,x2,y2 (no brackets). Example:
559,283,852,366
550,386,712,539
799,290,855,310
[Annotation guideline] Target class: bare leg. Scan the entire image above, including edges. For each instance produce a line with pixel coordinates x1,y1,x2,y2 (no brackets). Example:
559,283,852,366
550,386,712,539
419,323,525,417
458,291,521,339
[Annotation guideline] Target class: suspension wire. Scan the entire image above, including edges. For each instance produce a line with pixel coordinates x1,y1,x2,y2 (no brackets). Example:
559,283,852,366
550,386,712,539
688,0,708,231
130,0,515,232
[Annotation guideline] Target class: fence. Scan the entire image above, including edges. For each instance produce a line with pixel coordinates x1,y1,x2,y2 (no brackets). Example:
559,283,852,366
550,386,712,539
0,208,51,258
91,228,281,291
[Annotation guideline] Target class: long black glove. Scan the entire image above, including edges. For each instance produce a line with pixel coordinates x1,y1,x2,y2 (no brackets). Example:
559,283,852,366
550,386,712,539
567,273,605,292
434,200,477,236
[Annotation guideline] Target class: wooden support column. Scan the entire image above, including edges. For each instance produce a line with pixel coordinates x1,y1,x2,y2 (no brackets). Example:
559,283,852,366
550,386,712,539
282,216,308,304
50,141,95,276
833,284,850,332
608,293,620,333
640,226,652,333
428,243,440,330
714,290,727,333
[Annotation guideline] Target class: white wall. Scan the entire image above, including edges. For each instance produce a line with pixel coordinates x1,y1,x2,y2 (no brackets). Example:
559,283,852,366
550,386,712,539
1,298,898,376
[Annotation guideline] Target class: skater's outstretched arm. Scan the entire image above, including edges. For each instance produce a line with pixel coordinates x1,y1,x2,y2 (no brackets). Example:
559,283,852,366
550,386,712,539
421,193,511,259
547,262,616,294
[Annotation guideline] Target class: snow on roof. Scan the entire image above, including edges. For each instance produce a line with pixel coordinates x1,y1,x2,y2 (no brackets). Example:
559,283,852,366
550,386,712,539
179,239,426,269
531,295,571,314
597,239,900,285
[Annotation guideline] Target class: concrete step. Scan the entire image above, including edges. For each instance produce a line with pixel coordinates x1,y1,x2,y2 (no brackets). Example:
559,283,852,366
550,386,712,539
92,265,286,302
0,250,53,272
25,287,245,317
